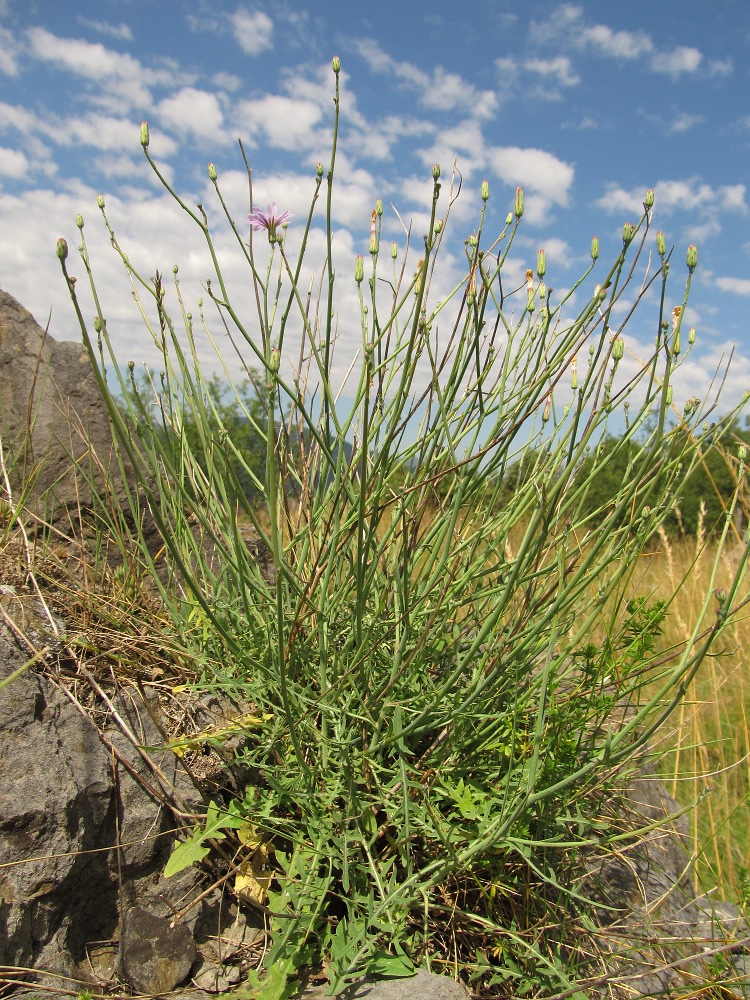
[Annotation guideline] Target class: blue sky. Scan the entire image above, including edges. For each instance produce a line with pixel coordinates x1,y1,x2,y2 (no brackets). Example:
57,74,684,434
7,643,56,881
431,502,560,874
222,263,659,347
1,0,749,409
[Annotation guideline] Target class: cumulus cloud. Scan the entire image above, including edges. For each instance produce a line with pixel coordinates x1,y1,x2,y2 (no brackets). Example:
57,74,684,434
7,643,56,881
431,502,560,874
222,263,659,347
157,88,227,146
652,46,702,77
488,146,574,224
0,26,19,75
716,277,750,298
524,56,580,89
0,145,28,177
231,8,273,56
354,39,498,120
596,179,747,217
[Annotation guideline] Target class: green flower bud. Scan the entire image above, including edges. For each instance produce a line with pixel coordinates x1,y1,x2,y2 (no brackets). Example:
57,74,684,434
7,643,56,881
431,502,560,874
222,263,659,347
687,244,698,271
571,356,578,390
514,186,524,218
434,219,443,234
739,444,747,463
354,254,364,284
97,194,105,210
316,162,324,177
332,55,341,74
93,315,103,333
542,396,551,422
688,327,696,345
714,587,728,606
622,222,635,245
375,198,383,216
612,334,624,361
538,281,547,300
591,236,599,261
481,179,489,202
644,188,655,210
536,248,546,279
172,264,178,275
208,162,217,181
391,242,398,260
665,384,673,406
268,347,280,373
140,121,149,148
432,163,441,180
656,231,666,257
468,234,477,248
56,237,68,261
505,212,513,226
76,214,84,230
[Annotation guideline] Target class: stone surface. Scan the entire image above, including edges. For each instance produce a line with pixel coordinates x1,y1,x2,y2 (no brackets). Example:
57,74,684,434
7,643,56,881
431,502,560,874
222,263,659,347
0,288,122,524
119,905,197,994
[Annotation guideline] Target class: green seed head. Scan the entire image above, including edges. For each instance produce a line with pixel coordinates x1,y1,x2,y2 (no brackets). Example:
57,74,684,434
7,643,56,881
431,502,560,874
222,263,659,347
591,236,599,261
332,55,341,74
481,179,489,202
140,121,149,148
536,248,546,278
208,162,217,181
644,188,655,210
56,237,68,261
514,186,524,218
656,231,666,257
687,243,698,271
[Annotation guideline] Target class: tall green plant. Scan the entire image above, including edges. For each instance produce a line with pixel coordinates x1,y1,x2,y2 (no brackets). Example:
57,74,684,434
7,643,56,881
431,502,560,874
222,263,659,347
57,59,749,997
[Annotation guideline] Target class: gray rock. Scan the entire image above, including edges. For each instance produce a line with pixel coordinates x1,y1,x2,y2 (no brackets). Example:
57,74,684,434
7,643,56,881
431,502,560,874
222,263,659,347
298,969,469,1000
118,904,196,994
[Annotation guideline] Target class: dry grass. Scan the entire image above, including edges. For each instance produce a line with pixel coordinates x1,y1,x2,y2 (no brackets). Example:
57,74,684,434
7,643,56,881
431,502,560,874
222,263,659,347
629,507,750,898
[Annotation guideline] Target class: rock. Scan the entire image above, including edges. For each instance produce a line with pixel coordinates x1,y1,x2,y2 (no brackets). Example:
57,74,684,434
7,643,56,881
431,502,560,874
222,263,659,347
298,969,469,1000
0,288,125,526
118,905,196,994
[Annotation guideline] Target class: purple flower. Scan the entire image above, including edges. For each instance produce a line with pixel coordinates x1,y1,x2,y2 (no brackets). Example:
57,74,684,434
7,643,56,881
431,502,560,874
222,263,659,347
247,202,292,240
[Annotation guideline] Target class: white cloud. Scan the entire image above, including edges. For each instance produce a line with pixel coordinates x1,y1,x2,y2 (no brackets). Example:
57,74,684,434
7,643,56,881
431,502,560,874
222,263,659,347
231,8,274,56
596,179,747,218
354,39,498,120
708,58,733,77
579,23,653,59
670,113,704,133
157,88,227,146
234,95,325,152
0,26,19,75
489,146,574,208
213,72,242,92
524,56,580,89
0,145,28,178
76,17,133,42
652,46,702,77
716,277,750,298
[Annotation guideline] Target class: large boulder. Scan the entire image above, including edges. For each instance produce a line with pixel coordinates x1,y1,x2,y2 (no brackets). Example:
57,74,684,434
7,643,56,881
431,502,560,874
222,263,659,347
0,288,125,527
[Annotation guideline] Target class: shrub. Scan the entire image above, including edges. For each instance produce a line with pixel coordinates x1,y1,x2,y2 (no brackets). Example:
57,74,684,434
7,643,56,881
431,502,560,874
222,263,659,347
58,59,749,998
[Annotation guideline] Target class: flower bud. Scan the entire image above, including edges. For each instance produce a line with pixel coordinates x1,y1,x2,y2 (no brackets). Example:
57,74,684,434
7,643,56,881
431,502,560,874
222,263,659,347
505,212,513,226
542,396,551,423
644,188,655,210
612,334,624,361
714,587,728,606
332,55,341,74
56,237,68,261
434,219,443,234
354,254,364,284
538,281,547,300
571,356,578,390
514,186,524,218
591,236,599,261
374,198,383,217
481,179,489,202
468,234,477,248
93,315,103,333
656,231,666,258
688,327,696,346
536,248,546,279
208,162,217,181
622,222,635,245
432,163,441,180
268,347,280,373
665,384,673,406
316,162,324,177
739,444,747,464
140,121,149,148
97,194,105,209
172,264,178,275
76,214,84,230
391,242,398,260
687,244,698,271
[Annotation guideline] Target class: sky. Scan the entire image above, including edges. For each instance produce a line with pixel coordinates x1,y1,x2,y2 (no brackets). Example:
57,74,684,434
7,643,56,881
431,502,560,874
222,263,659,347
1,0,749,414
